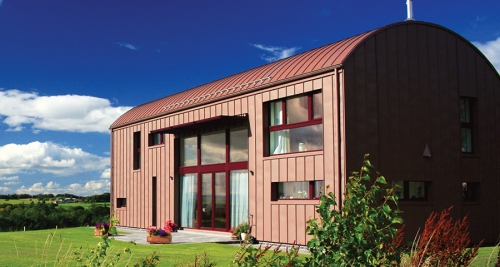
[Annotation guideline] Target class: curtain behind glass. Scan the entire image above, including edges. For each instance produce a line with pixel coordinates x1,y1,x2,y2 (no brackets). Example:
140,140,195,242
230,170,248,227
180,174,197,228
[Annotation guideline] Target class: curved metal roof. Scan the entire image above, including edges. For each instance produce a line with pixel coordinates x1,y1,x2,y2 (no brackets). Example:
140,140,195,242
110,27,377,129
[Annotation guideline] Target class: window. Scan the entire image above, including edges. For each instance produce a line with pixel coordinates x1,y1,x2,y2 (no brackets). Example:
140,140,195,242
462,182,480,201
272,181,324,201
460,97,474,153
201,131,226,165
392,181,430,200
230,128,249,162
180,136,197,167
117,198,127,208
133,131,141,170
149,132,164,146
267,91,323,155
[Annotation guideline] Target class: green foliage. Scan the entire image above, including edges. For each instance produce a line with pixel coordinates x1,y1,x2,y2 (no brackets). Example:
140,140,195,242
108,211,120,236
231,243,303,267
174,252,217,267
305,154,403,266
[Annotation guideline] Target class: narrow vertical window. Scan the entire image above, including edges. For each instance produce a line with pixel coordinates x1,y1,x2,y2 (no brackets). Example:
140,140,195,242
460,98,474,153
152,176,157,226
133,131,141,170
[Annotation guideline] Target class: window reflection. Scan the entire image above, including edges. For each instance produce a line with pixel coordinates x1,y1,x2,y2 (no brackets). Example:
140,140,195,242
230,128,248,162
201,131,226,165
180,136,197,167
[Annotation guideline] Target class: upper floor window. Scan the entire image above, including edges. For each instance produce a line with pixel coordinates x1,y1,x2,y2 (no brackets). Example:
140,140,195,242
267,91,323,155
460,97,474,153
392,181,430,201
133,131,141,170
149,132,165,146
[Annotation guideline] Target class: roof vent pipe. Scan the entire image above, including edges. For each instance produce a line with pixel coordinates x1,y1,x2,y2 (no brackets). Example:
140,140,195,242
406,0,415,21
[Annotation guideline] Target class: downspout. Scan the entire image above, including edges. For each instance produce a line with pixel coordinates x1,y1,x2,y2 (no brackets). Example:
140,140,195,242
336,68,344,209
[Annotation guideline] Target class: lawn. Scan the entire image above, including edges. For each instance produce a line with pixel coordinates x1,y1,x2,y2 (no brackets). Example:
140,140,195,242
0,198,109,209
0,227,239,266
0,227,497,266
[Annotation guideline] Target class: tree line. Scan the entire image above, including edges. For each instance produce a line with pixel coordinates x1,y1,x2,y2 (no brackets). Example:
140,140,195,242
0,192,110,203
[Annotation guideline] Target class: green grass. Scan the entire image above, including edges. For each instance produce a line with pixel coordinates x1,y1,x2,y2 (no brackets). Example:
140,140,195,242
0,227,239,266
470,245,499,267
56,202,109,209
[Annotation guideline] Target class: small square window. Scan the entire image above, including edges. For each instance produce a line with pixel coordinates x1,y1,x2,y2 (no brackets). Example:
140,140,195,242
462,182,480,201
149,132,164,146
117,198,127,208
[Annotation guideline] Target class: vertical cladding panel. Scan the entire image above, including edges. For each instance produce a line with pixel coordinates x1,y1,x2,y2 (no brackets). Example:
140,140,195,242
228,100,235,116
279,158,288,182
314,155,324,181
168,133,175,221
296,205,306,245
286,85,294,97
287,205,297,243
305,156,315,181
271,205,280,242
279,205,288,243
222,102,229,115
397,25,412,176
322,75,335,187
216,103,222,116
278,87,287,98
305,204,316,240
271,159,279,182
313,78,322,90
296,156,305,181
304,80,313,93
210,105,216,117
294,83,304,95
254,94,264,239
270,89,278,100
287,158,296,181
262,91,270,102
263,160,272,241
364,36,380,168
387,26,401,177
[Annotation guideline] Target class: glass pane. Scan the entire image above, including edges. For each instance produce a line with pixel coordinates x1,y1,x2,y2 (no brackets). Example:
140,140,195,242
409,181,426,199
214,172,226,229
180,174,197,228
278,181,309,199
287,95,308,124
230,128,248,162
230,170,248,227
180,136,197,167
201,173,212,228
313,92,323,119
461,128,472,152
460,98,470,123
270,124,323,155
201,131,226,165
270,101,283,126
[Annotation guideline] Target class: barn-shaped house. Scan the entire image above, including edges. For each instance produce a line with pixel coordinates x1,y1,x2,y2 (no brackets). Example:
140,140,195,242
110,20,500,244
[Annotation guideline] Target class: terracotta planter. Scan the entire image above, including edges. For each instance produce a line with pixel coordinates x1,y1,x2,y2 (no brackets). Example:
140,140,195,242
147,235,172,244
94,229,109,236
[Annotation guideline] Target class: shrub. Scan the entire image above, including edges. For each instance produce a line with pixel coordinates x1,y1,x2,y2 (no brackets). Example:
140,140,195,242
231,243,303,267
409,206,483,266
305,154,404,266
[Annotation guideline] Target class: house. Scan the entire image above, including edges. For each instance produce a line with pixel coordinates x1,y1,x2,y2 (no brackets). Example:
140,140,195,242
110,20,500,245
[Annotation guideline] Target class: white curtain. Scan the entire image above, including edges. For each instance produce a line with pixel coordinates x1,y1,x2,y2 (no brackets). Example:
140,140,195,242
180,174,197,228
271,109,290,154
230,170,248,227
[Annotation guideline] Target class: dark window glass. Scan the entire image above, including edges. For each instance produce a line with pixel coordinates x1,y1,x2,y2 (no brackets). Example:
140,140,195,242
230,128,248,162
460,98,474,153
133,132,141,170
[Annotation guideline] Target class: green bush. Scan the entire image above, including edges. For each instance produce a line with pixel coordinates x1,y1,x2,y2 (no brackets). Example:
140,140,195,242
305,154,403,266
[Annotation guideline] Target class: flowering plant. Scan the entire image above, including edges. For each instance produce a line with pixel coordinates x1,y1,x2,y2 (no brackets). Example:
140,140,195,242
146,226,171,237
95,222,109,231
164,220,178,232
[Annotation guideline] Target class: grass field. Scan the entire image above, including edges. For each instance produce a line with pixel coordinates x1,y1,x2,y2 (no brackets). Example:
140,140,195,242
0,227,497,266
0,198,109,209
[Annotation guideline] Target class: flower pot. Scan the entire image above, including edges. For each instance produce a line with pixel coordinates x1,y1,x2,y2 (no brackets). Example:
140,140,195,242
240,233,248,241
94,229,109,236
147,235,172,244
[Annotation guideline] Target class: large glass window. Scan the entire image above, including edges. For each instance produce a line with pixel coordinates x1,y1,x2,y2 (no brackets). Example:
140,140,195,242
268,91,323,155
180,174,198,228
180,136,197,167
201,131,226,165
230,128,248,162
230,170,249,227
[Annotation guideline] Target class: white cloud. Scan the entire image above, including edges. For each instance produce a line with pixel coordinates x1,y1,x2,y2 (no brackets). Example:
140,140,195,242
251,44,301,62
16,180,110,196
0,89,132,133
100,168,110,178
0,176,19,181
473,37,500,74
0,187,10,193
117,42,138,50
0,141,109,176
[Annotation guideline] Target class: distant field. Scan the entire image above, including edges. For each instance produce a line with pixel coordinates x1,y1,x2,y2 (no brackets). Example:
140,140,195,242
0,199,109,209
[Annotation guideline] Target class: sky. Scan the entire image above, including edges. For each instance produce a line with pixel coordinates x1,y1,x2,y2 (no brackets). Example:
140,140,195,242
0,0,499,196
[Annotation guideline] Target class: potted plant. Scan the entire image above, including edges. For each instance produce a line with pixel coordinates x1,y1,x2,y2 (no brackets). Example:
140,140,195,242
230,227,239,240
164,220,178,232
146,226,172,244
236,221,251,241
94,222,109,236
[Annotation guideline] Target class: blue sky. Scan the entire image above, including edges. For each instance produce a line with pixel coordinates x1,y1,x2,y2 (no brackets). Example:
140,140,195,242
0,0,499,196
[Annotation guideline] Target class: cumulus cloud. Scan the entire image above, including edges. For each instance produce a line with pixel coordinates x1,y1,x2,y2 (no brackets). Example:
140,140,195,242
473,37,500,74
0,187,10,193
0,141,108,176
0,89,132,133
16,180,110,196
100,168,110,178
251,44,301,62
117,42,138,50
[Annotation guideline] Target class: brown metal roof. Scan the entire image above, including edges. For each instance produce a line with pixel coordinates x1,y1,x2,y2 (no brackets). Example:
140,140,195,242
110,28,377,129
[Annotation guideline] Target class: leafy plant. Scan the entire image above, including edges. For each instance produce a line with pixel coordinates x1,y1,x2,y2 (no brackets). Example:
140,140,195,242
236,222,251,234
174,252,217,267
108,211,119,236
305,154,403,266
231,243,303,267
408,206,483,266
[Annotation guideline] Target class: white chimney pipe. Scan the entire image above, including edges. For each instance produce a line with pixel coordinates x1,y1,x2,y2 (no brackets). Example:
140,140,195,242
406,0,415,21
